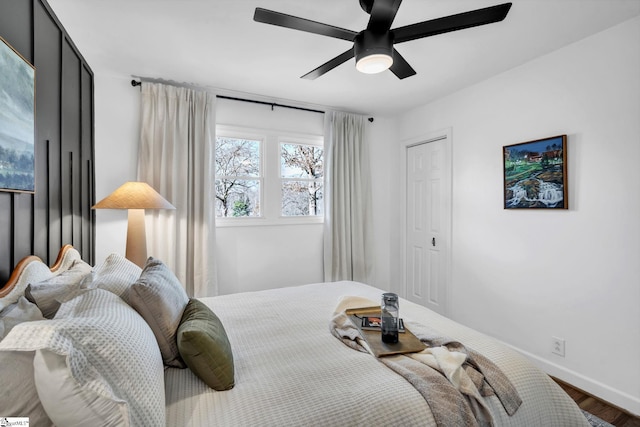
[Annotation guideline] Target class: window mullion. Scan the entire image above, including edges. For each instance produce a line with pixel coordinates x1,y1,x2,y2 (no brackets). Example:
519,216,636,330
264,134,279,219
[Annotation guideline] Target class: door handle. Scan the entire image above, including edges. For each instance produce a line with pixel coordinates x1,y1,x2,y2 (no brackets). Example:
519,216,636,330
432,237,436,247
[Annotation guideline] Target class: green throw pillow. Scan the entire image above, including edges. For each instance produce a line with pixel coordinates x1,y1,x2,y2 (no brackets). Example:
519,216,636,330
177,299,235,390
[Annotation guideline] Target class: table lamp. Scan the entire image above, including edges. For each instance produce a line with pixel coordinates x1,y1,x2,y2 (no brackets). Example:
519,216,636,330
93,181,175,268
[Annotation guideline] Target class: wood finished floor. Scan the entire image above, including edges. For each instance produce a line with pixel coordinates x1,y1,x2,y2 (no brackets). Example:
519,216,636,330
553,377,640,427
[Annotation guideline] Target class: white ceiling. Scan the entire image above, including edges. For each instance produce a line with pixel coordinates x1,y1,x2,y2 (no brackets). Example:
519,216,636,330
47,0,640,116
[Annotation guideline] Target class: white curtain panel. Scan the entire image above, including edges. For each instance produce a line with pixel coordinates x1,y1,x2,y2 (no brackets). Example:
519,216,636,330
138,82,217,297
323,111,374,283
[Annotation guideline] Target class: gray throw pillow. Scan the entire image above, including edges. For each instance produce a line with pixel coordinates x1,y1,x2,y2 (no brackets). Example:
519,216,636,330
124,257,189,368
177,298,235,391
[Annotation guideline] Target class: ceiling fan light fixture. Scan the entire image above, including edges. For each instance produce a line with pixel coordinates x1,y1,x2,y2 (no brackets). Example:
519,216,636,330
354,30,394,75
356,53,393,74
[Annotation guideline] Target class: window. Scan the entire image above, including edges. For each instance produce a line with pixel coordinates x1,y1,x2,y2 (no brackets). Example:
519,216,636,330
215,136,261,218
215,126,323,224
281,143,323,216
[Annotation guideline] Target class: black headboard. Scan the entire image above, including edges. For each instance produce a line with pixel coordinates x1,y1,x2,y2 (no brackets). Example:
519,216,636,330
0,0,95,282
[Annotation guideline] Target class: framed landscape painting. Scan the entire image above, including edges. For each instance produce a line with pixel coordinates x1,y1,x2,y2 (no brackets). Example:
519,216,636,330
503,135,567,209
0,36,35,193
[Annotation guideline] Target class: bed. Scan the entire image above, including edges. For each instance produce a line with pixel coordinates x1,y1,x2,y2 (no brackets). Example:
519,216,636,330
0,245,590,427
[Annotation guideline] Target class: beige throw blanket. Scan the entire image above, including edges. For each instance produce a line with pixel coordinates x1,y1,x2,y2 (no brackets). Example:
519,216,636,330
330,296,522,427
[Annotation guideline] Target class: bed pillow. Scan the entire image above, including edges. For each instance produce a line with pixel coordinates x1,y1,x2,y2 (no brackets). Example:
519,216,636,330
0,288,165,427
124,257,189,368
0,297,52,426
84,253,142,297
0,351,54,426
0,295,45,337
0,246,83,312
177,298,235,390
24,259,92,318
34,349,127,426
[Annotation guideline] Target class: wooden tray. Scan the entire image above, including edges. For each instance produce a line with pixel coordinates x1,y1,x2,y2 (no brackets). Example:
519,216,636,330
349,315,426,357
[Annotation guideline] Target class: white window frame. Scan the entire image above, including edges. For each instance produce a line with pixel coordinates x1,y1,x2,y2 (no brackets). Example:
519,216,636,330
215,125,323,227
279,139,324,219
215,126,264,224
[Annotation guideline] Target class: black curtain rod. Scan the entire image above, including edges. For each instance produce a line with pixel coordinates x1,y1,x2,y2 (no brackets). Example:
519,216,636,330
217,94,324,115
130,79,373,122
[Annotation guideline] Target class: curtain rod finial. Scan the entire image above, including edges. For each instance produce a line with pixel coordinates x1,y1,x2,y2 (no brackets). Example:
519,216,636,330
368,117,374,123
131,80,141,87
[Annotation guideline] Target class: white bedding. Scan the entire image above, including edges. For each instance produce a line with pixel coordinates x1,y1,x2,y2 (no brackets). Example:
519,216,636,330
165,281,589,427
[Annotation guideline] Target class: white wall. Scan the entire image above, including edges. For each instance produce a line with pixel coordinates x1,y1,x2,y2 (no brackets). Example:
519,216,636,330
93,73,140,263
213,108,402,295
367,116,400,293
395,17,640,413
214,99,324,294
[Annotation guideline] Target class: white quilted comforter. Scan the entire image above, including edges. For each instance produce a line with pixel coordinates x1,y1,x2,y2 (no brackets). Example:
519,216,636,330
165,281,589,427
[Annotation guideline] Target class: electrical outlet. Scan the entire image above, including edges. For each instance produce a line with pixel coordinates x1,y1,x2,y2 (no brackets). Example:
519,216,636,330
552,336,565,357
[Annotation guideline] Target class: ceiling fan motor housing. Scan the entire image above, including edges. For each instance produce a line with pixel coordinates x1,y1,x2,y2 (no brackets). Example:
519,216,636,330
354,30,394,64
359,0,374,14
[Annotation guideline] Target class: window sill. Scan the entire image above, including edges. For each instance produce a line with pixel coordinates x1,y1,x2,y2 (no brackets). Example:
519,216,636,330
215,216,324,227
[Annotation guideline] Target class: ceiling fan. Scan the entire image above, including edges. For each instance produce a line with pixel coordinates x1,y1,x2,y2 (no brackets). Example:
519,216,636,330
254,0,512,80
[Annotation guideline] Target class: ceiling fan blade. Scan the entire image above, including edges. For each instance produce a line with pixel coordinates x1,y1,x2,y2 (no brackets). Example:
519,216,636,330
389,48,416,79
367,0,403,33
392,3,512,44
301,49,355,80
254,8,357,41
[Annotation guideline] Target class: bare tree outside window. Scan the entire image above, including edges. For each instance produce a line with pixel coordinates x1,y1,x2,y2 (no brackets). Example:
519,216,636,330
281,143,323,216
215,137,261,217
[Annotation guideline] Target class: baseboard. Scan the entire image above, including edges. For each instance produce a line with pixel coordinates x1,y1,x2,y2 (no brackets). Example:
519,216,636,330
504,343,640,417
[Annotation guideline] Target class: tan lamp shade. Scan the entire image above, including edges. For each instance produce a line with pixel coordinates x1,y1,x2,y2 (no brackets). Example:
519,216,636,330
93,182,175,268
93,181,175,210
